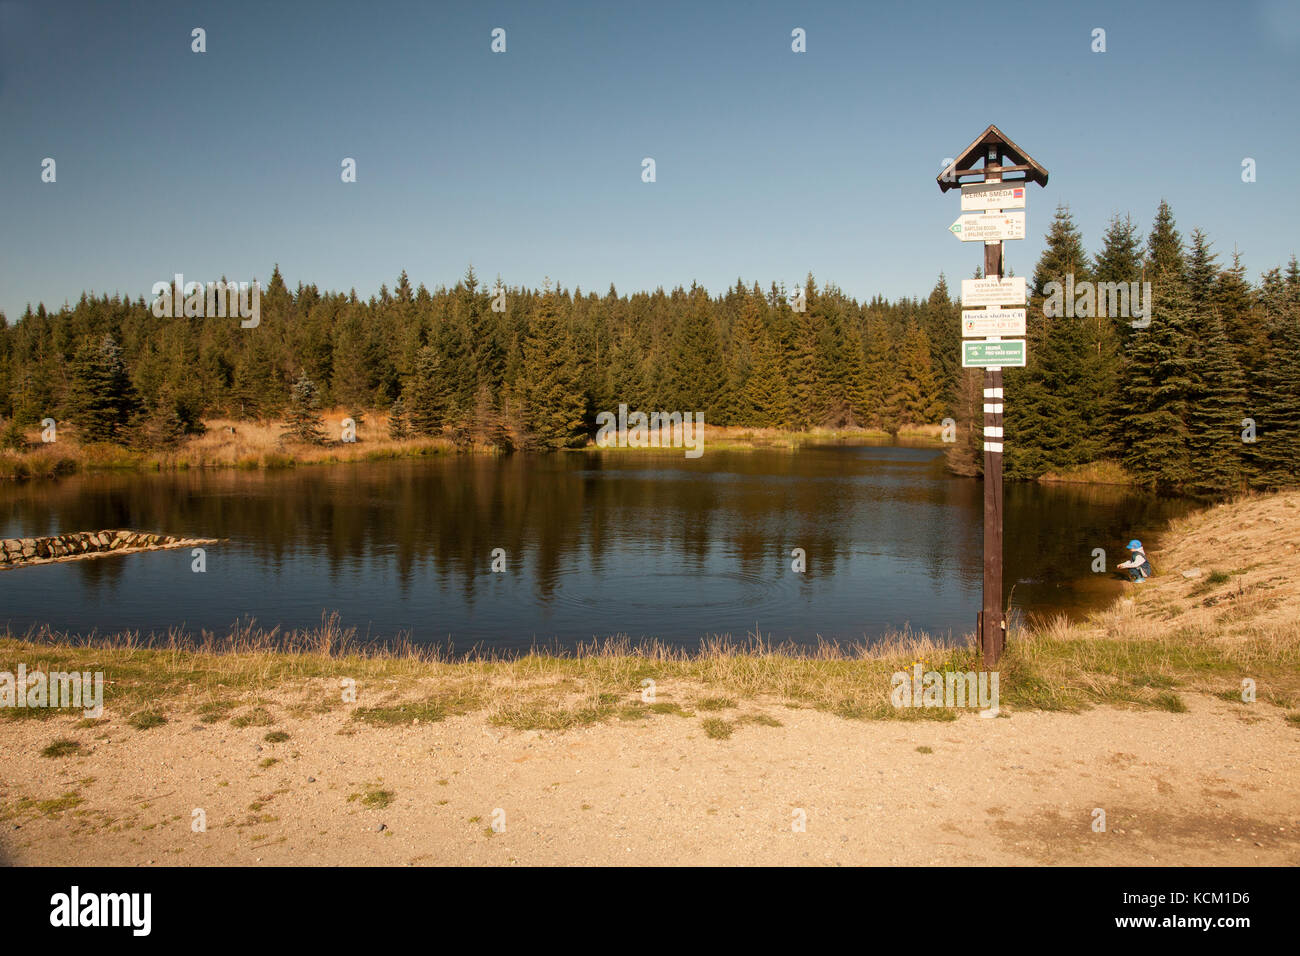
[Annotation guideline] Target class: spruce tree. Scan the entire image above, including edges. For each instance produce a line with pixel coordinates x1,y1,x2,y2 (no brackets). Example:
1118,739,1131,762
1115,202,1198,487
1216,250,1263,377
1005,205,1099,477
331,310,378,410
405,342,453,436
1120,279,1197,488
894,324,943,425
1145,200,1186,284
132,388,187,450
922,275,960,417
662,288,726,420
779,307,818,429
726,294,767,426
518,293,587,449
862,320,899,432
388,394,411,439
284,372,326,444
1186,312,1246,493
63,334,139,443
739,320,791,427
1181,231,1245,492
233,336,283,419
1093,213,1142,443
1247,270,1300,487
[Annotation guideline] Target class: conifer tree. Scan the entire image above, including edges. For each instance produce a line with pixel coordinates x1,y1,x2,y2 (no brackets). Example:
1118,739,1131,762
1112,204,1203,487
63,334,139,443
1094,214,1143,287
387,394,411,440
518,293,587,449
738,320,791,427
1179,231,1245,492
922,275,960,417
132,384,188,450
1145,200,1186,284
862,319,899,432
1120,278,1197,488
331,310,378,410
405,342,453,436
894,324,943,425
284,371,326,444
1186,312,1246,493
1093,213,1142,439
1247,270,1300,487
1215,250,1262,376
1005,205,1099,477
727,295,768,426
233,335,283,419
779,308,818,429
664,289,726,419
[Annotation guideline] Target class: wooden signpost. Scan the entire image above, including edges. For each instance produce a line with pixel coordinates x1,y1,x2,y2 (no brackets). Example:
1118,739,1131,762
937,125,1048,665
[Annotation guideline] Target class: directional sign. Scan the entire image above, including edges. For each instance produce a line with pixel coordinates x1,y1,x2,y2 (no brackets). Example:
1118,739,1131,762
962,309,1026,338
949,212,1026,242
961,182,1027,211
962,339,1027,368
960,276,1026,307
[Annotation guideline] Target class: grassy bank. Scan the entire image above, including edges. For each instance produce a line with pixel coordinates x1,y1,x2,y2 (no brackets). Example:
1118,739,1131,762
585,423,946,453
0,413,475,480
0,415,950,481
3,491,1297,735
1037,459,1134,486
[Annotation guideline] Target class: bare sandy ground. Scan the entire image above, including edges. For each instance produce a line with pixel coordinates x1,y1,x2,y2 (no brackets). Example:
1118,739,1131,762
4,690,1297,866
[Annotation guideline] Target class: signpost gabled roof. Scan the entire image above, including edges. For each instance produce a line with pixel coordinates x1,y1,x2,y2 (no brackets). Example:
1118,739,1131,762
936,124,1049,192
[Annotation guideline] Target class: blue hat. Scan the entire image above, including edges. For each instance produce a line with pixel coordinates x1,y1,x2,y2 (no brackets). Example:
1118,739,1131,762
1127,539,1142,550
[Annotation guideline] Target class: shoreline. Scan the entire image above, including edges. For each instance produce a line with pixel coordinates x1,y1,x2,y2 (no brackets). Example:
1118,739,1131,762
0,415,1158,490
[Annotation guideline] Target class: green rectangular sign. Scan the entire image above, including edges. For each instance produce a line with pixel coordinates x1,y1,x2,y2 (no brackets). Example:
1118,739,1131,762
962,339,1026,368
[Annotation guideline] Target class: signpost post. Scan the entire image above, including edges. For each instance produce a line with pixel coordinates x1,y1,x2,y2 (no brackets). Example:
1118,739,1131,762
937,126,1049,666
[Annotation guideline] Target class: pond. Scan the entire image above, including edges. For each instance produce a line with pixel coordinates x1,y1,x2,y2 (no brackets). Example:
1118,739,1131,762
0,444,1196,652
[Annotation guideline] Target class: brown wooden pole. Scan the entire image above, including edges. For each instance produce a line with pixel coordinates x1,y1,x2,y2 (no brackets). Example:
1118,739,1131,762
980,148,1006,665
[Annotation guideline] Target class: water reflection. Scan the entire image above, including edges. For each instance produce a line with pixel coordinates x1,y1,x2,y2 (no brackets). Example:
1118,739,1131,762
0,447,1196,650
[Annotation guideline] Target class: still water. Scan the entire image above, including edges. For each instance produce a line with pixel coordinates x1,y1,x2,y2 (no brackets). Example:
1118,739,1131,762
0,445,1195,652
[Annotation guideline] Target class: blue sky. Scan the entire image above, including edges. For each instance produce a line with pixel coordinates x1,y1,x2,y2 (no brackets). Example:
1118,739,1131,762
2,0,1298,320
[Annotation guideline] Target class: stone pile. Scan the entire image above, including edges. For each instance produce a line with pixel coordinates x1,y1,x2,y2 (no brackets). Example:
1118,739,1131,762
0,530,211,567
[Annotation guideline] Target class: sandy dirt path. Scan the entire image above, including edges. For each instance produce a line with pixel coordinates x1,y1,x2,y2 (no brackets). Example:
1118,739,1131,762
4,692,1297,866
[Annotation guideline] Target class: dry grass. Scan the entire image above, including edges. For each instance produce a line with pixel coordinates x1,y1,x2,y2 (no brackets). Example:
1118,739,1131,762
585,423,944,452
167,412,476,468
2,414,943,480
0,410,480,479
0,442,80,479
1038,459,1132,486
